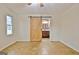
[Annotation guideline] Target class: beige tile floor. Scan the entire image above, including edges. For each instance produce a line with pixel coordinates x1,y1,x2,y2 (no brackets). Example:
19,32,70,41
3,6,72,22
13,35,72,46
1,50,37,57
2,39,79,55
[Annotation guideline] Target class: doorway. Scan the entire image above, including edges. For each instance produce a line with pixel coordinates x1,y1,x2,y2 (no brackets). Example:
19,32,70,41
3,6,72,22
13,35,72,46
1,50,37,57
42,17,50,38
42,17,50,41
30,16,51,42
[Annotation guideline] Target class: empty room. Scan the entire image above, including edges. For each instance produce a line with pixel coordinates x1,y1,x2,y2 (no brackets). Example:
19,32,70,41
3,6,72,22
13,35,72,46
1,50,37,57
0,3,79,55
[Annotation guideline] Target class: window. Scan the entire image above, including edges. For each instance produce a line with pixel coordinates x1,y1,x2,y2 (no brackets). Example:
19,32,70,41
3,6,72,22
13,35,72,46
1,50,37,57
6,16,13,35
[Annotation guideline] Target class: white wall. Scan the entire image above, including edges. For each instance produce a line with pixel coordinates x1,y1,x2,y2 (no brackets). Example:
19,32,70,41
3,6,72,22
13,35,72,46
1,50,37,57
0,6,17,51
53,4,79,52
16,15,30,41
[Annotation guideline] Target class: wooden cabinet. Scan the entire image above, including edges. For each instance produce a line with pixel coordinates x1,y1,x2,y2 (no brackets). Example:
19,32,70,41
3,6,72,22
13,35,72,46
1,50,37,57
42,31,49,38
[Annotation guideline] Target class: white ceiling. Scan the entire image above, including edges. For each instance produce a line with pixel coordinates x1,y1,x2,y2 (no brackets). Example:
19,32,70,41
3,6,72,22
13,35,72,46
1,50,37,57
0,3,75,16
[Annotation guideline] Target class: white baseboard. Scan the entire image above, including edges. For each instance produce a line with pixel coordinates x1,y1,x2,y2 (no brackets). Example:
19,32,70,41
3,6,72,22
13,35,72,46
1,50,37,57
60,40,79,52
0,41,16,51
16,39,30,41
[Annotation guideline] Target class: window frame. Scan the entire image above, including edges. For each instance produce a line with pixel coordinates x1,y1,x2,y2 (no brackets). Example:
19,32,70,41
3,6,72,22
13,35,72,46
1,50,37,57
6,15,13,36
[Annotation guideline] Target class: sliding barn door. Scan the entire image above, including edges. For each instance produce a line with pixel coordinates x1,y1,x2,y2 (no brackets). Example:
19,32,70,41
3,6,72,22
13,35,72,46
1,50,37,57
30,16,42,41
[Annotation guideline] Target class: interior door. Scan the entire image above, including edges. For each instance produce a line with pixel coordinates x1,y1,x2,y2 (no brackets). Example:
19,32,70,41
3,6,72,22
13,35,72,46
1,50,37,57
30,16,42,41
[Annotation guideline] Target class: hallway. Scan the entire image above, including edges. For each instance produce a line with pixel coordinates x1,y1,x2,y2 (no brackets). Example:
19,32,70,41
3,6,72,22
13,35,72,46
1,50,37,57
2,39,79,55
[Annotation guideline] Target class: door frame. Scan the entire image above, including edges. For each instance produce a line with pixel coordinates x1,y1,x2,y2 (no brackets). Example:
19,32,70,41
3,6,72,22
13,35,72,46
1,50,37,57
29,15,52,41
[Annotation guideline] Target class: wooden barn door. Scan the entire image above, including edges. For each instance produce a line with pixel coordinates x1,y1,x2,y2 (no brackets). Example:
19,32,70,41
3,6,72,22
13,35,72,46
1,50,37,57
30,16,42,41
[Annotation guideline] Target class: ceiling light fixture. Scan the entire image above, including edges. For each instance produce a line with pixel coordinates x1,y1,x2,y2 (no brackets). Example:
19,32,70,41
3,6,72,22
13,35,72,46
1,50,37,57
27,3,44,7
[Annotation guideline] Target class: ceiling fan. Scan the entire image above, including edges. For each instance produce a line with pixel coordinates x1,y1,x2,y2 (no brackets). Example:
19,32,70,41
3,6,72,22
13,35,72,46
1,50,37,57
27,3,44,7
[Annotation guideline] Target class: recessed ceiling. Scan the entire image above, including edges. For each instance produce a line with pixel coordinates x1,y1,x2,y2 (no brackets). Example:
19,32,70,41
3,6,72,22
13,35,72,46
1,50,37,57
0,3,75,16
